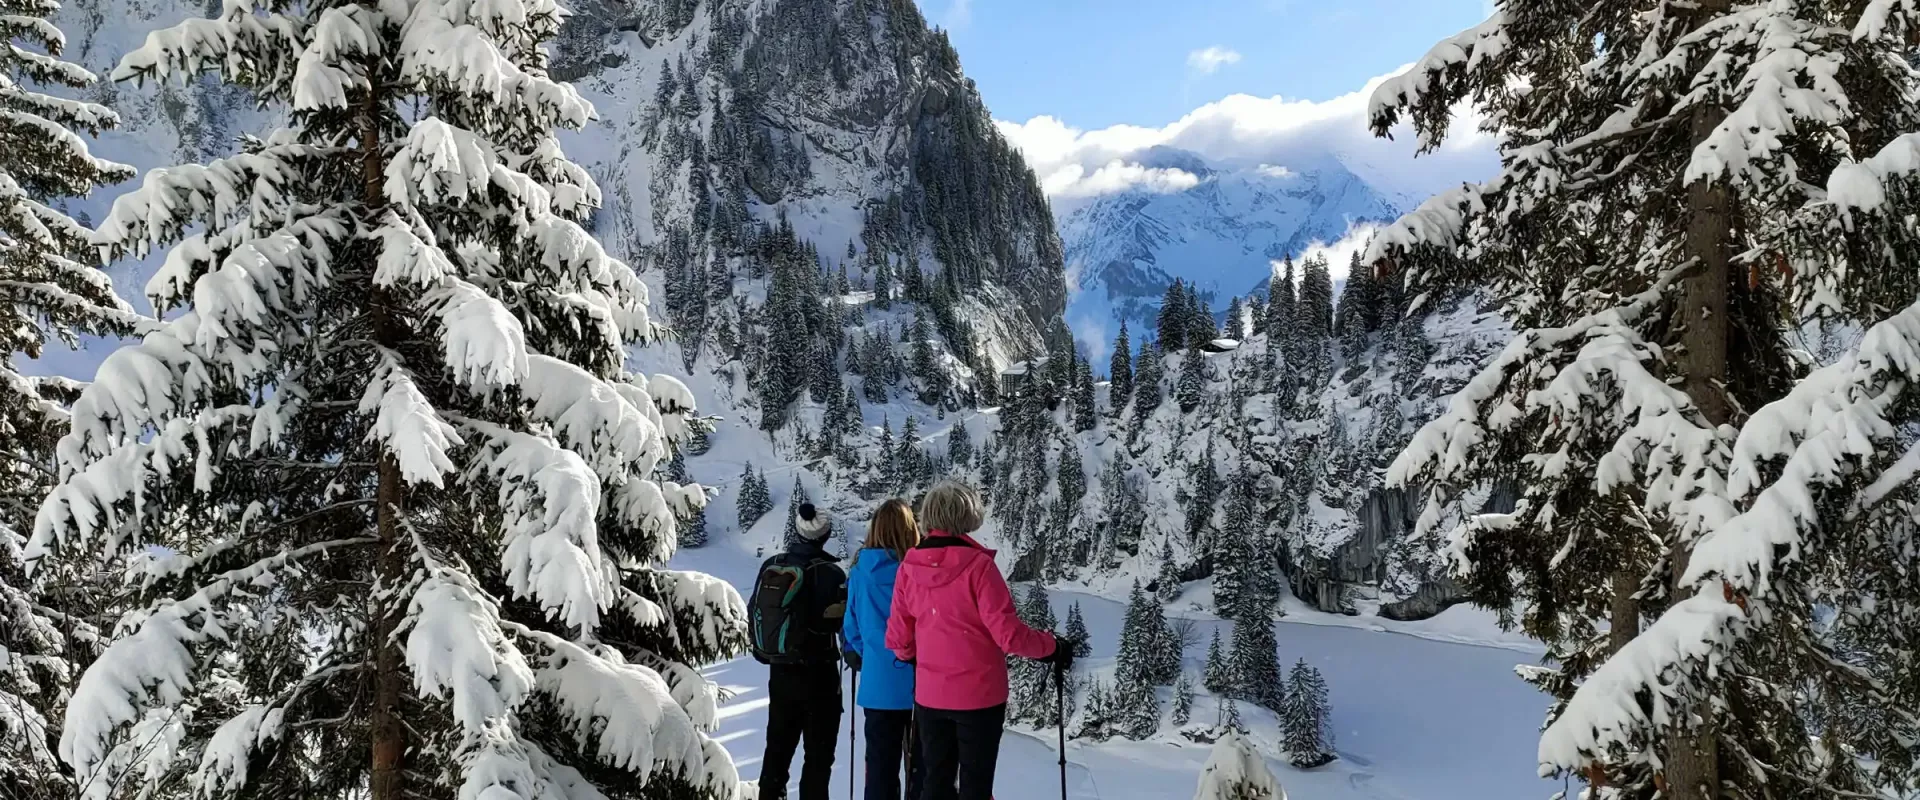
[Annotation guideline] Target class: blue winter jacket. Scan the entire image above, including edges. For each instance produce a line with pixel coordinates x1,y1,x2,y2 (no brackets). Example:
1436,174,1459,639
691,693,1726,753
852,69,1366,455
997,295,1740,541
842,547,915,710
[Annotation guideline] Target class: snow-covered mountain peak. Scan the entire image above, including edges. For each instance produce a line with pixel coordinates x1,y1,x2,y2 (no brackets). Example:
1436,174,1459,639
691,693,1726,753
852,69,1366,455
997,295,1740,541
1058,152,1401,351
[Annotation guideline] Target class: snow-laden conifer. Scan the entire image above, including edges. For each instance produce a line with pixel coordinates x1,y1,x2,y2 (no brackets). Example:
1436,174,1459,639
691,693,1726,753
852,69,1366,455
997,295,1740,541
1108,322,1134,413
1226,601,1282,711
1064,601,1092,658
1203,629,1230,694
0,1,136,795
1281,659,1334,768
1371,1,1920,794
25,1,746,795
1171,671,1195,728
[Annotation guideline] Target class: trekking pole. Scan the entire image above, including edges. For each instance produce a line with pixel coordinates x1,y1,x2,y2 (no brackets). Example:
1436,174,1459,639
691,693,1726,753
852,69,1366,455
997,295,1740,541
903,709,915,799
1054,664,1068,800
849,668,859,800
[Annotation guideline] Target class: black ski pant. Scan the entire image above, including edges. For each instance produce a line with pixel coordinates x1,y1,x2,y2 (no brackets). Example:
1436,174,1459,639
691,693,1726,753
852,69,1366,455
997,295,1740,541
864,708,925,800
914,703,1005,800
760,663,842,800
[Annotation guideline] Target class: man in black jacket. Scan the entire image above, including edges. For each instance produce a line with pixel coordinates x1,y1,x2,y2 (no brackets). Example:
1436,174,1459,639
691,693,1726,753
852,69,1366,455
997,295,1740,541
755,503,847,800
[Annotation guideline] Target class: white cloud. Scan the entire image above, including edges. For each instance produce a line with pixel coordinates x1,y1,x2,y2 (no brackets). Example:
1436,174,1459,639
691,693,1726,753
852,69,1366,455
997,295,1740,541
1043,161,1202,199
1186,46,1243,75
1254,164,1296,179
995,66,1497,208
1295,222,1384,280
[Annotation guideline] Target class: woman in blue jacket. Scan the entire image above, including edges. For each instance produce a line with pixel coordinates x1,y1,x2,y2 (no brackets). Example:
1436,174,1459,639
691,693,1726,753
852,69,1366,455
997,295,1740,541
841,499,924,800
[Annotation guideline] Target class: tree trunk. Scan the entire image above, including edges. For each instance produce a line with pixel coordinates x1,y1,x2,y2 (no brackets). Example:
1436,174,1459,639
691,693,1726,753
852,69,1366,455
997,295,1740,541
362,68,408,800
1667,1,1734,795
1607,561,1639,657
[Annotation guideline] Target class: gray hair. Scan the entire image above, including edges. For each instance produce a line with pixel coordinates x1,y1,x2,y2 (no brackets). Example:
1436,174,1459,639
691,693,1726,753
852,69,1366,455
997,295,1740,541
919,480,984,535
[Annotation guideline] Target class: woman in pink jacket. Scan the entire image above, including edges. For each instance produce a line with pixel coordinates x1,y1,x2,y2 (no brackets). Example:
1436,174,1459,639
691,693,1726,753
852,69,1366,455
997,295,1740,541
886,480,1074,800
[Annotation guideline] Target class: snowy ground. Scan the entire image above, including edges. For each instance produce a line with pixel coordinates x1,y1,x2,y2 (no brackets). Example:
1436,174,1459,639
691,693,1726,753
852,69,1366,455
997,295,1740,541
670,536,1558,800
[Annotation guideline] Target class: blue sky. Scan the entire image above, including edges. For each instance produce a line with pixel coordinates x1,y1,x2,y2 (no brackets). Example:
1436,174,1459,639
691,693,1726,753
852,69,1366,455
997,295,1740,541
936,0,1493,130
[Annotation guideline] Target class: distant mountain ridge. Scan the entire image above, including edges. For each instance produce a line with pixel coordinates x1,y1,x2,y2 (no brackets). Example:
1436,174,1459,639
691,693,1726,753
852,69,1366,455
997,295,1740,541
1056,147,1403,351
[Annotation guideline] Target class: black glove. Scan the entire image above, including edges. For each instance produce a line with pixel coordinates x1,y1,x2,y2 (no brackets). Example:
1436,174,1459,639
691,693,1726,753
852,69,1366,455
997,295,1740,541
843,650,862,671
1040,640,1076,674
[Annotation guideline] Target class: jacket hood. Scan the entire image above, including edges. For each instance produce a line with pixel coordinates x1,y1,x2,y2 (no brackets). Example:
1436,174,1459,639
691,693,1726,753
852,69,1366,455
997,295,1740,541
853,547,902,575
899,533,994,589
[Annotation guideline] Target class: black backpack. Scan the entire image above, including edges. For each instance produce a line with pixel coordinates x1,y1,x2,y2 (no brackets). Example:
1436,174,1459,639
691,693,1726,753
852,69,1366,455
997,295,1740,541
749,552,817,665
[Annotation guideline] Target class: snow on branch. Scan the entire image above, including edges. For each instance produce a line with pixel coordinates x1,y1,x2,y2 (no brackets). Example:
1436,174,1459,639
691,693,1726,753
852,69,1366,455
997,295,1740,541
372,213,455,288
1854,0,1920,42
361,353,463,488
1361,177,1497,265
1665,7,1852,187
1366,9,1508,149
112,11,302,88
145,211,349,314
58,538,373,794
509,625,714,787
623,569,748,668
1704,298,1920,594
521,355,663,481
423,279,530,392
1828,132,1920,225
385,118,496,212
459,418,614,631
460,735,617,800
291,4,379,111
32,401,262,562
1540,299,1920,771
604,479,677,560
191,704,284,797
93,142,322,259
395,5,594,132
405,572,535,740
1388,266,1737,551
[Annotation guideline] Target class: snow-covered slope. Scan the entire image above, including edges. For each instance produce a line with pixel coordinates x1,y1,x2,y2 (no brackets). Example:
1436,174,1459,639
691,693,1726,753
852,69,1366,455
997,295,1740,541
1058,147,1400,346
669,529,1555,800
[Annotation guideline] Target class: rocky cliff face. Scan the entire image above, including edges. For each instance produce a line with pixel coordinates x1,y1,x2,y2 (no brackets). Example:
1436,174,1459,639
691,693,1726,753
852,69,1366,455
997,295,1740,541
552,0,1068,378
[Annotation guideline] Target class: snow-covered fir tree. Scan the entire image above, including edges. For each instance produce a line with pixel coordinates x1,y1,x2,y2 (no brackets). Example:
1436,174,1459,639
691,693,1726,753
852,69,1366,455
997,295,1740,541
1227,601,1283,711
668,450,708,547
1159,280,1189,352
23,0,749,795
1176,349,1207,412
1131,341,1164,428
1076,679,1112,742
1154,539,1182,602
782,476,812,546
1109,322,1134,413
0,2,136,795
1186,444,1222,542
1217,696,1245,736
1281,659,1334,768
1073,355,1096,433
1203,629,1230,694
1112,581,1165,738
1372,2,1920,795
1010,583,1060,727
1290,254,1333,387
946,419,973,468
1171,672,1195,728
1223,297,1245,341
1064,601,1092,657
1191,732,1286,800
737,465,772,530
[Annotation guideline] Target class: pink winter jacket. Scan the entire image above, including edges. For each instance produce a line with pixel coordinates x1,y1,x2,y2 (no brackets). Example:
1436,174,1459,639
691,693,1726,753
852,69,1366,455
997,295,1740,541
885,531,1059,711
